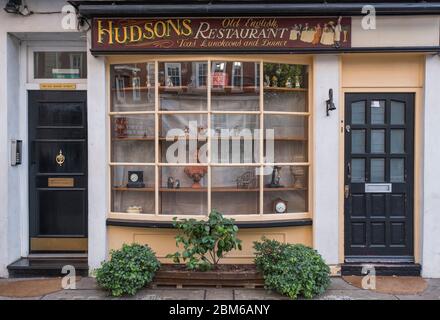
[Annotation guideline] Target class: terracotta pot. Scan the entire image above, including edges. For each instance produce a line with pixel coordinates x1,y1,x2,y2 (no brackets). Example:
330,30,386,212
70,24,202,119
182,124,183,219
184,166,207,189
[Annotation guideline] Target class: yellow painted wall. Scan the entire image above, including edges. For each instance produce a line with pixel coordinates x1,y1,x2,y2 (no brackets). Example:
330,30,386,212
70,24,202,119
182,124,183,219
339,53,425,263
107,225,312,264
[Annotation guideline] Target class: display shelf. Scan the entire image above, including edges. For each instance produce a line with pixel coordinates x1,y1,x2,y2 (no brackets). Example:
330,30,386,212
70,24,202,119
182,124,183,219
113,187,155,192
263,87,308,92
160,187,207,192
113,137,155,141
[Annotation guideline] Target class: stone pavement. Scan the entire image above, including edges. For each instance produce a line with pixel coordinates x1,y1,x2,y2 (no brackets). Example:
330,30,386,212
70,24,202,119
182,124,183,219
0,277,440,300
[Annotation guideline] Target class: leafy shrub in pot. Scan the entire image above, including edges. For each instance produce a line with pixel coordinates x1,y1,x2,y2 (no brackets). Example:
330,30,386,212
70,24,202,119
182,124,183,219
167,210,242,271
254,238,330,299
96,243,160,297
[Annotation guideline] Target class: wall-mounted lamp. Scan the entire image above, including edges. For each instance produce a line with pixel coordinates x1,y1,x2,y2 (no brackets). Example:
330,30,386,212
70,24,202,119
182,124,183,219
4,0,22,14
326,88,336,116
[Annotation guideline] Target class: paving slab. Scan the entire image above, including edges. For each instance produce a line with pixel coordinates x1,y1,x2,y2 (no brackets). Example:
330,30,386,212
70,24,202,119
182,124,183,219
234,289,289,300
318,289,398,300
329,278,358,290
395,285,440,300
426,278,440,288
74,277,99,290
135,289,206,300
41,289,109,300
205,289,234,300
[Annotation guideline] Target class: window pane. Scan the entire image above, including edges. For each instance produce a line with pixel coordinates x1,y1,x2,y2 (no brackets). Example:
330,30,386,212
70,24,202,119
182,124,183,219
391,129,405,154
351,159,365,182
211,61,259,111
351,101,366,124
371,159,385,182
264,115,308,163
212,166,260,215
371,100,385,124
34,51,87,79
111,115,155,163
391,101,405,125
390,159,405,182
263,63,308,112
111,63,155,112
160,166,207,215
211,114,259,164
371,129,385,153
263,166,308,214
111,165,155,214
352,130,365,154
159,61,207,111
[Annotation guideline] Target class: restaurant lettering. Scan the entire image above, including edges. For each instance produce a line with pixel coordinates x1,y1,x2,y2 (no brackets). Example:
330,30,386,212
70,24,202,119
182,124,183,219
92,17,351,52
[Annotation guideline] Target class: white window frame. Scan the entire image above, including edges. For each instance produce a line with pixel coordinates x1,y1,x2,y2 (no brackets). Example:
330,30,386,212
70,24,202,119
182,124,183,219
195,62,208,88
164,62,182,87
27,44,87,87
231,61,243,91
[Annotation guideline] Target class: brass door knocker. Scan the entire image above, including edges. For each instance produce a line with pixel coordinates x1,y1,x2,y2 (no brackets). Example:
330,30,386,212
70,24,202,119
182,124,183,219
56,150,65,166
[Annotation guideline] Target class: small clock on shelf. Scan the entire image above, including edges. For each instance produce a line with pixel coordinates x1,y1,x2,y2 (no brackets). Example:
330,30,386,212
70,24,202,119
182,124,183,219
127,171,145,188
273,198,288,214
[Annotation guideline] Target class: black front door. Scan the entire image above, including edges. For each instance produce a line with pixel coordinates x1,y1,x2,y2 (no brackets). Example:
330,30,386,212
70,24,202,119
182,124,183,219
344,93,414,261
29,90,88,252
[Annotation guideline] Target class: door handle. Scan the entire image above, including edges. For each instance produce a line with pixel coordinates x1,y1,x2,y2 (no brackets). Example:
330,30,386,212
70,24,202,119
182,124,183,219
344,185,350,199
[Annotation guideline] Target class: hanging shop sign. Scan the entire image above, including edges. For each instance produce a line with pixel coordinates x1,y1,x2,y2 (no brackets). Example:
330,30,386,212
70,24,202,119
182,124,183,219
92,17,351,53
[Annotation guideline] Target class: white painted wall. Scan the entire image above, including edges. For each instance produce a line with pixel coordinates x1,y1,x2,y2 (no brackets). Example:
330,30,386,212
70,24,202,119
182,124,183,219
352,16,440,48
0,0,85,277
422,55,440,278
313,56,340,265
86,31,108,272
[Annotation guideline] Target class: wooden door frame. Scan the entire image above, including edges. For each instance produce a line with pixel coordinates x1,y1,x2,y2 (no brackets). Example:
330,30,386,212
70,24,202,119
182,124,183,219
341,91,418,263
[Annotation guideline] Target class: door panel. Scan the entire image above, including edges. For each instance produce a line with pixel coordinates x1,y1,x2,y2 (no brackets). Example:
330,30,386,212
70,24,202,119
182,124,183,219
344,93,414,260
29,90,88,252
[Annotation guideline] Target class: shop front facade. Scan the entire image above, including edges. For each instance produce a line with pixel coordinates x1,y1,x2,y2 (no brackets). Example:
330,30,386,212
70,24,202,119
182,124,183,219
1,0,440,278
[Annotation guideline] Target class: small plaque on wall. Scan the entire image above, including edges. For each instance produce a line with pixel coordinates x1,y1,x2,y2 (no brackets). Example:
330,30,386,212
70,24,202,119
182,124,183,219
48,177,74,187
39,83,77,90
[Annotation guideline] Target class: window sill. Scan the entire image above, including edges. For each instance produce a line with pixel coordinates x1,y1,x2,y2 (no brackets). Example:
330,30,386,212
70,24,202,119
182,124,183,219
106,217,312,229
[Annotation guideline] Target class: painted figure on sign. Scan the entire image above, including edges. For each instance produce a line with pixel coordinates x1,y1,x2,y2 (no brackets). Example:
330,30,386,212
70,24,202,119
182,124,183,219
334,17,343,48
312,24,322,45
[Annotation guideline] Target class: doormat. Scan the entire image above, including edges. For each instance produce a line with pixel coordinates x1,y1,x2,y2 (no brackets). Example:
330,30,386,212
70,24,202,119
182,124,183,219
342,276,427,295
0,278,80,298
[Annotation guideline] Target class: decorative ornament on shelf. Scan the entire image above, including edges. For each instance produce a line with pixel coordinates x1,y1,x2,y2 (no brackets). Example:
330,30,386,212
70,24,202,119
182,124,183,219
267,166,284,188
235,171,256,189
273,198,288,214
184,150,207,189
127,171,145,188
184,166,207,189
167,176,175,188
115,117,128,138
126,206,142,214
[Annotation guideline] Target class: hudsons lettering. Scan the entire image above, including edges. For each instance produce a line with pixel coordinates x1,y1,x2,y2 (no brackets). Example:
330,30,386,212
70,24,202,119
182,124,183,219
97,19,193,44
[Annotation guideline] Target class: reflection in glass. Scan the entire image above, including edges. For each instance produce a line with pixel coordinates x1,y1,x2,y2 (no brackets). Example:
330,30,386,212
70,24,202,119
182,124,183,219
111,63,155,112
371,158,385,182
390,159,405,182
371,100,385,124
34,51,87,79
351,159,365,182
371,130,385,153
159,61,207,111
352,101,366,124
391,101,405,125
352,130,365,154
391,129,405,154
211,61,259,111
